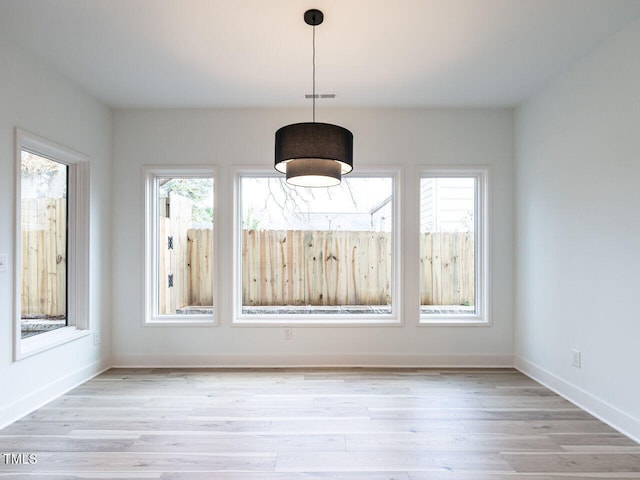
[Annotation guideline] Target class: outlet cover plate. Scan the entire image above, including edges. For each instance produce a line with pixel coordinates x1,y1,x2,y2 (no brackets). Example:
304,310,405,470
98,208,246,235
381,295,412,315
571,349,581,368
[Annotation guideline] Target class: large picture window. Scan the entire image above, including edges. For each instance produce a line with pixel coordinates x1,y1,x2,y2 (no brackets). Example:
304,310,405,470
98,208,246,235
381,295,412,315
15,129,90,359
234,169,400,324
144,167,216,325
419,167,489,324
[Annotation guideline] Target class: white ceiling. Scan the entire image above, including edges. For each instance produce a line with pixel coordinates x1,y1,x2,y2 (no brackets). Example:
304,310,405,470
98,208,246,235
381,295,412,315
1,0,639,109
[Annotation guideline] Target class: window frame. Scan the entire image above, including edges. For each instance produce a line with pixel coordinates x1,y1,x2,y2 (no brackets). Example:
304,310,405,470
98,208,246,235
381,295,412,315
232,166,402,326
14,129,91,360
143,166,217,326
418,166,490,326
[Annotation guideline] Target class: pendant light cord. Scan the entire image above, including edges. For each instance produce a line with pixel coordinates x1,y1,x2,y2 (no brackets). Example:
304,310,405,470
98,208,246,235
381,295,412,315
312,23,316,122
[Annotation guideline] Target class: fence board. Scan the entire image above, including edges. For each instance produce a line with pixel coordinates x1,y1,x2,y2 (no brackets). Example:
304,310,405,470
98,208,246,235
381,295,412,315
431,232,442,304
55,198,67,314
187,229,213,306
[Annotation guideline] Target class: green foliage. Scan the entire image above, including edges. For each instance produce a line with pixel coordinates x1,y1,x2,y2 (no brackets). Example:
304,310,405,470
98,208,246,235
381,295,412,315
160,178,212,202
160,178,213,223
244,207,261,230
192,205,214,224
21,152,67,199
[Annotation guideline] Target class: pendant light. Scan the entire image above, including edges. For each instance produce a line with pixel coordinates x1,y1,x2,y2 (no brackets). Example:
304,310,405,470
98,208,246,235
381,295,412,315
275,9,353,187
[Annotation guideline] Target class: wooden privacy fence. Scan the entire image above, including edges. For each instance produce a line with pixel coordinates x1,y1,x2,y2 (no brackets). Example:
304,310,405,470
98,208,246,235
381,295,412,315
21,197,474,316
242,230,392,307
420,232,475,306
157,195,213,314
158,228,394,310
162,229,475,306
21,198,66,317
239,230,474,307
157,225,214,314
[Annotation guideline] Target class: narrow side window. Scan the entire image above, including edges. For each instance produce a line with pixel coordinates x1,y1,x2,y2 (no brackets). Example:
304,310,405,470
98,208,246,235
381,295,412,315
144,168,216,325
419,168,489,324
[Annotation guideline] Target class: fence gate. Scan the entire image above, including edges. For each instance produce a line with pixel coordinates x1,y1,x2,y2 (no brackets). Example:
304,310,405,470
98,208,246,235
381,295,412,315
158,195,191,314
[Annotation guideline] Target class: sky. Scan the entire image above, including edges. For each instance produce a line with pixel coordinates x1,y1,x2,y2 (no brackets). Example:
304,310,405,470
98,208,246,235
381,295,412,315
241,176,393,231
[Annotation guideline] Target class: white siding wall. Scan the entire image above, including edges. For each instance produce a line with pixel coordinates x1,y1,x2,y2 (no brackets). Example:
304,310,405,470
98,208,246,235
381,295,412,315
421,178,475,232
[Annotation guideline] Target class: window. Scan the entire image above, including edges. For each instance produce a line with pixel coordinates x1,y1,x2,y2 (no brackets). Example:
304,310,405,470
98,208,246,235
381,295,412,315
144,167,216,325
15,129,90,359
234,168,400,324
419,167,489,324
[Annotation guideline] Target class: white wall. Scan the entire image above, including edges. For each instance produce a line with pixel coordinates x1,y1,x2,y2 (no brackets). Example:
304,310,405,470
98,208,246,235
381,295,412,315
515,18,640,439
0,39,111,427
111,108,514,366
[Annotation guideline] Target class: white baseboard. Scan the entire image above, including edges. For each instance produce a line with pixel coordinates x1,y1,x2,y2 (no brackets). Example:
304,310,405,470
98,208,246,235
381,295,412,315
111,353,514,368
0,358,111,430
515,355,640,443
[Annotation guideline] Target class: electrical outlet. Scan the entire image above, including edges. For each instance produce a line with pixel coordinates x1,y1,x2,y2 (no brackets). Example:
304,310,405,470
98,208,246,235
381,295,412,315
94,332,101,346
284,327,293,340
0,254,7,273
571,349,581,368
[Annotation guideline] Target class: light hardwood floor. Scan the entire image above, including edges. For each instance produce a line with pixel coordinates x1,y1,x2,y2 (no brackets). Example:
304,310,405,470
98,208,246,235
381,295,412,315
1,368,639,479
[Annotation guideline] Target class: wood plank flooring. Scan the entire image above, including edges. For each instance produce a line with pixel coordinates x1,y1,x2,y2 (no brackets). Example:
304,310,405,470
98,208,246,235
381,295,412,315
0,368,639,479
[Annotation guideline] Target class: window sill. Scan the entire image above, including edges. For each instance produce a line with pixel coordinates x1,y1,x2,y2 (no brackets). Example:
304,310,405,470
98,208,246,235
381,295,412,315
419,316,490,326
17,327,90,360
145,315,216,327
234,314,401,327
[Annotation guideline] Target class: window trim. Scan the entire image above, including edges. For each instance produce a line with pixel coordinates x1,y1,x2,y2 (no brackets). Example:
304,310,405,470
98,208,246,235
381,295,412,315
232,166,402,326
143,166,217,326
14,129,91,360
418,166,490,326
